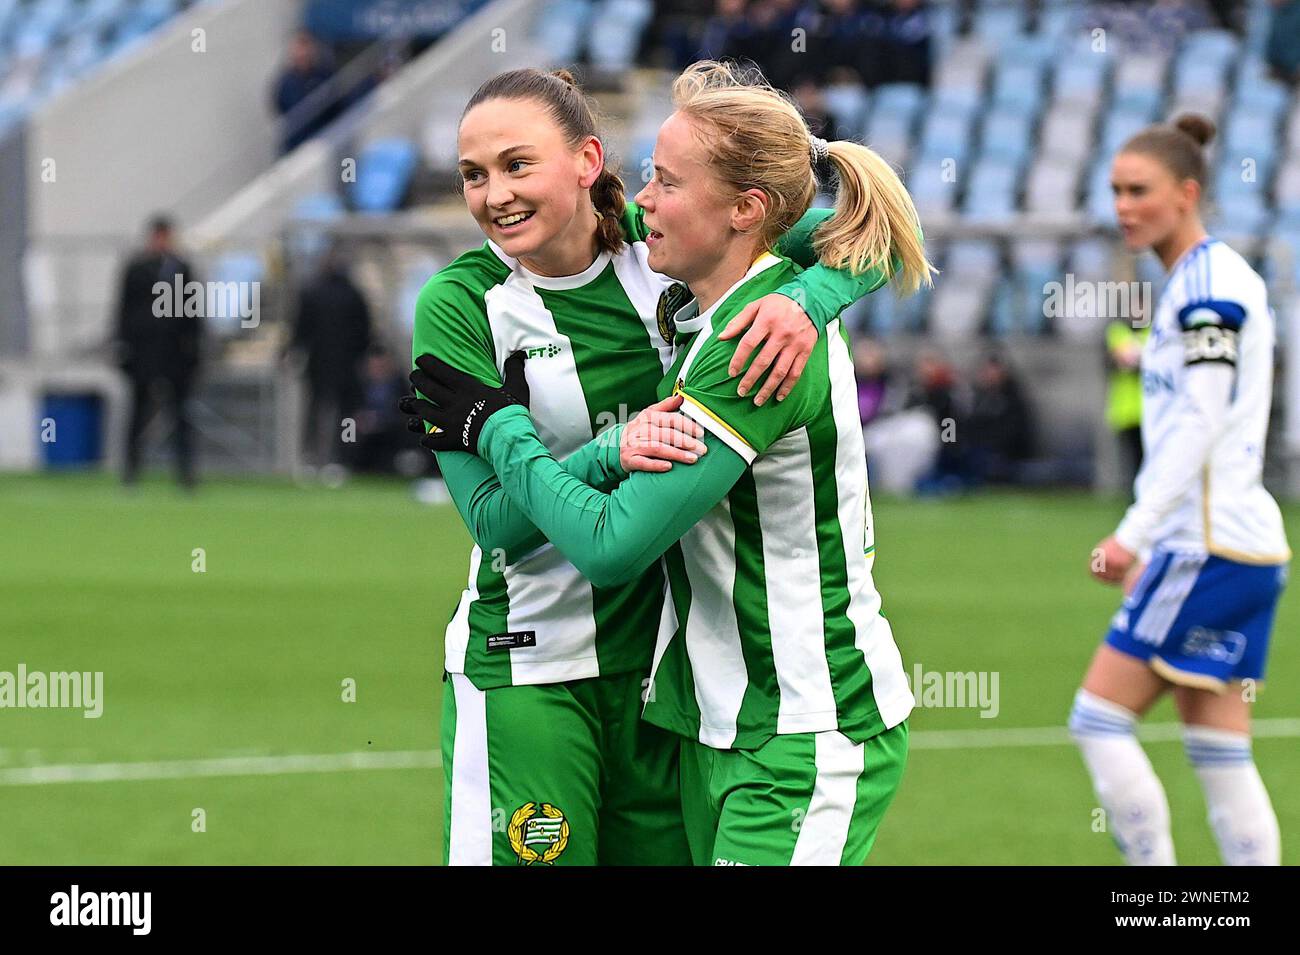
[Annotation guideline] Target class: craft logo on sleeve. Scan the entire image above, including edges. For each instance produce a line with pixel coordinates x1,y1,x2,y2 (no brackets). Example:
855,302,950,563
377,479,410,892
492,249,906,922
49,886,151,936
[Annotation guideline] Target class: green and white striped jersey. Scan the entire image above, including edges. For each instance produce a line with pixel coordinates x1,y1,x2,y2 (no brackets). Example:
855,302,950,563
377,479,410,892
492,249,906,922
413,214,675,689
643,252,915,749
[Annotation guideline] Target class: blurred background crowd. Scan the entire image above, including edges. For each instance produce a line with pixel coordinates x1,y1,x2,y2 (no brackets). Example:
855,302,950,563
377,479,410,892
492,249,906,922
1,0,1298,498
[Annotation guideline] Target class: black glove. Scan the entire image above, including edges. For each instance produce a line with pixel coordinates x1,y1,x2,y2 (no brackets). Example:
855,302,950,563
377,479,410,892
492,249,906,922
399,352,528,454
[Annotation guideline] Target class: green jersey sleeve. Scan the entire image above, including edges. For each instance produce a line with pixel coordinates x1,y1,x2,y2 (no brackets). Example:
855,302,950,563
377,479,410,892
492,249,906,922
673,328,820,463
410,263,626,563
436,429,628,564
411,268,501,387
477,406,750,589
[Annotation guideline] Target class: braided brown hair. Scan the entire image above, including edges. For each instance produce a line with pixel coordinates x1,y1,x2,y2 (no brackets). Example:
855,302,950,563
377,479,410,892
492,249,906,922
462,68,626,255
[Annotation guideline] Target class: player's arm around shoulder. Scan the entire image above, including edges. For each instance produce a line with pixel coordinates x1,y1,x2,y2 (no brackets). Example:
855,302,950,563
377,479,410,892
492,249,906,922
675,318,821,465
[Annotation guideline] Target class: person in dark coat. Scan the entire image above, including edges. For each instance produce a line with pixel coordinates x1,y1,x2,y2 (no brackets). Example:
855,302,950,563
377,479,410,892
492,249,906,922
114,215,202,488
285,246,372,469
272,31,337,153
966,352,1035,485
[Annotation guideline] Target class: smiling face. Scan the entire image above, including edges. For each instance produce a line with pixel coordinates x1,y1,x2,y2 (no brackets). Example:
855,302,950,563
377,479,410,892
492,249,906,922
633,110,763,288
458,98,602,274
1111,151,1197,252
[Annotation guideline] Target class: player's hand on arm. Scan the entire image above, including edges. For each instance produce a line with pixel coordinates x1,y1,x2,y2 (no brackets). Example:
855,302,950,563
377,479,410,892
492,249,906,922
1090,534,1136,586
400,352,528,453
619,394,707,473
718,293,817,406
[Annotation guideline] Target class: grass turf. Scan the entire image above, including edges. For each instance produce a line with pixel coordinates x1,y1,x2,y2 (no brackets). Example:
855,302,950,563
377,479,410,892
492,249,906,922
0,472,1294,864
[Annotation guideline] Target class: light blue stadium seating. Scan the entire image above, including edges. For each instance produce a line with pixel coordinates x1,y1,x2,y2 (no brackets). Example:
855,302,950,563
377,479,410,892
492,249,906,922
918,108,974,164
972,4,1026,43
990,60,1045,114
352,138,418,213
979,110,1034,168
588,0,651,73
872,83,926,123
1085,162,1117,226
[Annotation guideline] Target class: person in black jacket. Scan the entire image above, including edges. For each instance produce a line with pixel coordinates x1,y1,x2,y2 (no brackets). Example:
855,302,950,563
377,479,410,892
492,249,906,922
114,215,202,488
966,352,1034,485
284,245,372,470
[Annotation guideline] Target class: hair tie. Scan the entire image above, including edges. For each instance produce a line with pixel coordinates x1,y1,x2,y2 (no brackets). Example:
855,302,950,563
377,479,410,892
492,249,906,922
809,136,830,165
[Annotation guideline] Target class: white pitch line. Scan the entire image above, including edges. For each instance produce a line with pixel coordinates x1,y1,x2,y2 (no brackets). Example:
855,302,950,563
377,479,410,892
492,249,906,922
0,750,441,786
909,718,1300,750
2,719,1298,786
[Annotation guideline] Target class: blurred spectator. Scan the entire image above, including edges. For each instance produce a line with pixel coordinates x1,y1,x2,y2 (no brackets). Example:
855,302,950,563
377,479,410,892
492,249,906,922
854,337,893,425
345,347,410,474
905,347,959,425
856,338,938,494
875,0,932,88
272,31,337,154
1087,0,1210,56
1105,320,1147,487
1267,0,1300,84
695,0,750,62
284,246,372,470
965,352,1034,484
114,215,202,489
907,348,968,493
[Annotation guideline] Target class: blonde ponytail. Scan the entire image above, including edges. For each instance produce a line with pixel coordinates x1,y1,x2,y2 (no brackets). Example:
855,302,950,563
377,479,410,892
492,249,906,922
671,60,934,295
816,142,934,294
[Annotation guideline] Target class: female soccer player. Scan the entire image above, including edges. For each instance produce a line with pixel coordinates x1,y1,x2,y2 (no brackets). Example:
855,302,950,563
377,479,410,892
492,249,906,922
414,67,898,866
408,61,932,865
1070,114,1289,866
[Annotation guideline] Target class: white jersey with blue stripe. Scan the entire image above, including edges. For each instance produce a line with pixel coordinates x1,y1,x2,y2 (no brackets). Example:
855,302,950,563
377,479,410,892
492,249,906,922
1117,237,1289,563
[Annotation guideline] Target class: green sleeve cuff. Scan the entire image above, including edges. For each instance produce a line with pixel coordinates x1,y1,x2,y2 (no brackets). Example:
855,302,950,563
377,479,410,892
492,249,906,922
480,408,748,588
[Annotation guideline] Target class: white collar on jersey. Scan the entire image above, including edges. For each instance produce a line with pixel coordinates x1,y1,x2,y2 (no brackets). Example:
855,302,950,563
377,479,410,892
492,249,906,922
486,241,612,290
672,252,784,335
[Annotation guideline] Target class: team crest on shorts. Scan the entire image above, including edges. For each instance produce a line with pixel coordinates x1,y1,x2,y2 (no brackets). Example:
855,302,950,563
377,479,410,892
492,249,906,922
656,282,690,345
507,801,570,865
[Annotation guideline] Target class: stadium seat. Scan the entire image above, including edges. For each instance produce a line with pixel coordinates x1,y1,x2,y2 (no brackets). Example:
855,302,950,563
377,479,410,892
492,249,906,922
536,0,593,64
872,83,927,124
1036,2,1076,40
998,31,1055,67
907,155,958,219
931,84,983,115
823,82,870,140
918,108,974,164
1274,161,1300,218
1038,104,1097,164
1100,106,1156,155
1085,161,1117,227
929,280,990,339
972,5,1026,43
963,159,1020,222
1180,29,1239,66
351,138,418,213
1172,57,1227,102
1224,111,1279,160
979,110,1035,168
588,0,652,74
1024,159,1081,215
990,61,1045,115
1052,54,1108,110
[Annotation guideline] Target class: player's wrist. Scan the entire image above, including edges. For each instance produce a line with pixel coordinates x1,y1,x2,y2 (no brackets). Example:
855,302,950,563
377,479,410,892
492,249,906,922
476,403,530,458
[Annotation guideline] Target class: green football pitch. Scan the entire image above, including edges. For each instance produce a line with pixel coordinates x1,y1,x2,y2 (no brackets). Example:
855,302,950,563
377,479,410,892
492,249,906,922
2,472,1295,865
